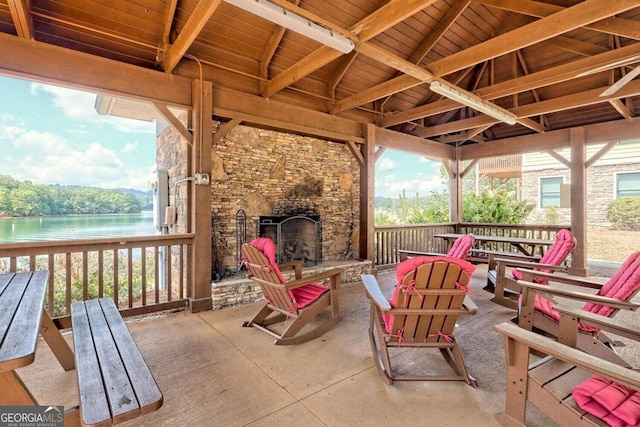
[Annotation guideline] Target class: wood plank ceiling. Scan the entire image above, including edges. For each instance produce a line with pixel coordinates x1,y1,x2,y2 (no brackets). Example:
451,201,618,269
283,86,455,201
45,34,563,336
2,0,640,150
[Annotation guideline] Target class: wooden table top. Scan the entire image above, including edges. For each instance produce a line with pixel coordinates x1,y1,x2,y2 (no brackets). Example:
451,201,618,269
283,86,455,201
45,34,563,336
0,271,49,372
434,233,554,246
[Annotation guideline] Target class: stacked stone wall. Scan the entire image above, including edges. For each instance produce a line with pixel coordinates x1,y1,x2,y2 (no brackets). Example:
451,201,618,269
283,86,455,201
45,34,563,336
521,164,640,226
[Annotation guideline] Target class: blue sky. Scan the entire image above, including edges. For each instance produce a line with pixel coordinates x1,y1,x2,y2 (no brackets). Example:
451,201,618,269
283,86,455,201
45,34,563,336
375,149,447,198
0,74,445,197
0,75,156,191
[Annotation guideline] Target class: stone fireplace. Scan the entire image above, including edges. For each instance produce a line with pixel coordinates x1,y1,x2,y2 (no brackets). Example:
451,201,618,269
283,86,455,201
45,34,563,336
259,215,321,266
158,121,362,275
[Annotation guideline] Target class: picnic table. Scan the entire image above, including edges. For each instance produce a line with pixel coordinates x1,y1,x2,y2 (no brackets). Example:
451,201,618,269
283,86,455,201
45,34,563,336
434,233,554,258
0,271,75,406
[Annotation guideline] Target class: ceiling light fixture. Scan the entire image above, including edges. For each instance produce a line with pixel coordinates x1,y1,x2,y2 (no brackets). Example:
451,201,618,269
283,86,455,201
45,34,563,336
223,0,355,54
429,80,518,125
576,55,640,78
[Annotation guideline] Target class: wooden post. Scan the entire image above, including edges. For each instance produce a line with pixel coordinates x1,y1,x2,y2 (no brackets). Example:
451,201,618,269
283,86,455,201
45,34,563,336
449,147,462,223
569,127,588,276
189,79,213,312
359,124,376,262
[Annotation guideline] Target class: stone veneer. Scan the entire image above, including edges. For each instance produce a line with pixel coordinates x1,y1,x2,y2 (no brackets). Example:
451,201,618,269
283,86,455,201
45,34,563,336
522,163,639,226
157,120,367,306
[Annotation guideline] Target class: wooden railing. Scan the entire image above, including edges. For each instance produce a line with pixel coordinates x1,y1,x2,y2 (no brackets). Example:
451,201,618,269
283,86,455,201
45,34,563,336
374,223,456,267
0,234,194,324
374,223,570,268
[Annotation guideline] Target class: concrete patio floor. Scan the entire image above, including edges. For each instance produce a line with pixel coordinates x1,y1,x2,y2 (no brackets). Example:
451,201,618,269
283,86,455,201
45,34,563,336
18,264,637,426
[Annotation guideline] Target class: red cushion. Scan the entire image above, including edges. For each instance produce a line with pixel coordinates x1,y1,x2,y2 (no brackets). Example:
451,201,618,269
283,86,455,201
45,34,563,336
447,234,474,259
511,229,575,285
533,251,640,333
385,256,476,332
573,375,640,427
250,237,327,311
584,251,640,318
290,283,329,309
250,237,287,283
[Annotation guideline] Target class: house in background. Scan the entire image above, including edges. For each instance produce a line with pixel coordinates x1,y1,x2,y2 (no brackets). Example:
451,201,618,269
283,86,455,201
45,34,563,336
521,140,640,226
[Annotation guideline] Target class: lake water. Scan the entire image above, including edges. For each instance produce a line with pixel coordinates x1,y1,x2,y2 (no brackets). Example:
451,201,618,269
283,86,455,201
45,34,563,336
0,212,157,243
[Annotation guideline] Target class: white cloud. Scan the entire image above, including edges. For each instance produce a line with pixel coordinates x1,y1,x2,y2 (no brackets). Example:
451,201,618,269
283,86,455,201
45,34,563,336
0,117,151,190
377,157,397,171
376,173,446,198
123,142,138,153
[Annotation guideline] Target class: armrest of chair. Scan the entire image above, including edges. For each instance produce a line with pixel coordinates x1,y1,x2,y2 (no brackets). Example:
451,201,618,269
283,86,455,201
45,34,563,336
515,268,604,290
361,274,391,311
488,253,541,270
494,322,640,391
518,280,640,311
285,268,343,290
554,304,640,343
278,261,303,279
494,258,567,272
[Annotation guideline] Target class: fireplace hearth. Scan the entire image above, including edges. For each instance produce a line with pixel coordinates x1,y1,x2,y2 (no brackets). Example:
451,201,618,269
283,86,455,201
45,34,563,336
258,215,321,266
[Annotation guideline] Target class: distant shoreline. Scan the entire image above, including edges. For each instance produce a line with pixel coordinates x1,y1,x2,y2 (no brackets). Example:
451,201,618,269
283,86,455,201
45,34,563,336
0,211,151,220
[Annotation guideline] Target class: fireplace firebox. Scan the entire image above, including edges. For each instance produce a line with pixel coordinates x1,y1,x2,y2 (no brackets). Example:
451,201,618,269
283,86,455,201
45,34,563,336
258,215,321,266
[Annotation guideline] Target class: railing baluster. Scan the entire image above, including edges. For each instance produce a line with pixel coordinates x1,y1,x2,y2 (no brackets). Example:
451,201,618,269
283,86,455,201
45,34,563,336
83,252,88,301
141,246,147,307
128,247,133,308
113,249,119,308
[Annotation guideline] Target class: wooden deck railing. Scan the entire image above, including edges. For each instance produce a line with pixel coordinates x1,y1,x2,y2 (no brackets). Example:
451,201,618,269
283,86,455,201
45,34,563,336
0,234,194,324
374,223,570,268
374,223,456,267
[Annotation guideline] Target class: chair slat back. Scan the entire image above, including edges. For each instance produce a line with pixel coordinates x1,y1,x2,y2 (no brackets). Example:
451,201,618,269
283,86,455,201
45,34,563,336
241,243,295,311
585,251,640,318
390,259,472,343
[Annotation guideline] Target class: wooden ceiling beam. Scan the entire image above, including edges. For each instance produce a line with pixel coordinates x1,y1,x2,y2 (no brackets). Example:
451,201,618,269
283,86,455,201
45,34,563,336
382,41,640,127
542,36,609,57
354,43,434,82
336,0,638,116
381,0,470,109
429,0,639,77
262,0,437,98
213,118,242,144
477,0,640,40
212,87,365,143
161,0,222,73
0,32,192,107
260,0,302,80
153,102,193,145
461,118,640,159
609,99,633,120
375,127,455,160
7,0,34,40
413,79,640,140
158,0,178,63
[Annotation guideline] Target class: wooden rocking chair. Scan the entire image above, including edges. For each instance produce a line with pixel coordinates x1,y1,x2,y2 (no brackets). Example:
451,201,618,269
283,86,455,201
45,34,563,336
361,256,478,386
487,228,575,309
517,251,640,367
399,233,474,262
241,238,343,345
495,305,640,427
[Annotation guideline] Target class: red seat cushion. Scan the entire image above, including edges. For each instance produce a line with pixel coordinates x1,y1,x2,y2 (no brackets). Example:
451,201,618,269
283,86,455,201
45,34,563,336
573,375,640,427
447,234,474,259
384,256,476,333
533,251,640,333
512,229,575,284
584,251,640,318
249,237,328,311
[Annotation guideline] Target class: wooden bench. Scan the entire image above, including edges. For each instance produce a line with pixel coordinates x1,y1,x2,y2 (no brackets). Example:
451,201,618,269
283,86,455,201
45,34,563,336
71,298,163,426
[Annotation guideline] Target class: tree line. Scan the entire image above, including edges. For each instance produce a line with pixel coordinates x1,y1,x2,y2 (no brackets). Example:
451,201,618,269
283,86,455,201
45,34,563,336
0,174,152,217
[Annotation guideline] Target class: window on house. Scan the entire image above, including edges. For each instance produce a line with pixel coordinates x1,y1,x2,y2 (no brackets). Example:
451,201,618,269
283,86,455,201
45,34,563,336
540,177,562,208
616,172,640,198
